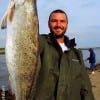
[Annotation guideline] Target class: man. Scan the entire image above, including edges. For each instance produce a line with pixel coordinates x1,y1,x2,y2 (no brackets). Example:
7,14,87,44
87,48,96,74
34,9,94,100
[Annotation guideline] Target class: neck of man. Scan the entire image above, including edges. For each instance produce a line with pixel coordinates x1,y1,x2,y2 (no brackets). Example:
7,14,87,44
56,36,64,43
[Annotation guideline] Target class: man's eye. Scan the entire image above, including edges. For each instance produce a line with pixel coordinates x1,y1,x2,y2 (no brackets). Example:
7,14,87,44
61,20,66,23
50,19,57,22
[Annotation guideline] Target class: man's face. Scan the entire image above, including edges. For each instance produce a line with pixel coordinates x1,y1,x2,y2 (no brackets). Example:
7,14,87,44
48,12,68,37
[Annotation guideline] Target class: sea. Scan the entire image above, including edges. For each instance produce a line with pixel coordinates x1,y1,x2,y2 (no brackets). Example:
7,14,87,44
0,47,100,89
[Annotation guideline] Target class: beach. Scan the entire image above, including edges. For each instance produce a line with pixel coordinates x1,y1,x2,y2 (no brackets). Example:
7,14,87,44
88,64,100,100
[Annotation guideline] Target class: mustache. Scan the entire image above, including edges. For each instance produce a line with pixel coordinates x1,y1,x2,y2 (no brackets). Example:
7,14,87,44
54,26,63,30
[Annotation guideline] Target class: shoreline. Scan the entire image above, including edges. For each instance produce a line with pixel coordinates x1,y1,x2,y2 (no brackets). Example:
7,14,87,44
88,66,100,100
0,49,5,54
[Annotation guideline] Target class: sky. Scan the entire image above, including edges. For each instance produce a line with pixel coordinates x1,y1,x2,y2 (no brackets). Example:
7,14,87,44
0,0,100,48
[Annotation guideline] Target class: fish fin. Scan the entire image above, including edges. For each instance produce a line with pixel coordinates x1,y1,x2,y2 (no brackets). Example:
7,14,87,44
0,11,7,29
0,0,15,29
7,1,15,23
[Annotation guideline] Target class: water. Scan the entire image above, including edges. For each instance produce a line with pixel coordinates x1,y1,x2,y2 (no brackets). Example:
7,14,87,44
82,48,100,67
0,48,100,87
0,54,9,88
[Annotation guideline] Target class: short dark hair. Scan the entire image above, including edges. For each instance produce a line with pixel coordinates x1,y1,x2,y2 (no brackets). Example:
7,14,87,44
48,9,68,23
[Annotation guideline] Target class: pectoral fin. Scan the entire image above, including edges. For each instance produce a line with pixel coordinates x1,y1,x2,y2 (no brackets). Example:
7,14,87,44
0,0,15,29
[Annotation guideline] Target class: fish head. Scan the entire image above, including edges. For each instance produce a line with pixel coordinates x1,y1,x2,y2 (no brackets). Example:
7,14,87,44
13,0,25,5
13,0,36,5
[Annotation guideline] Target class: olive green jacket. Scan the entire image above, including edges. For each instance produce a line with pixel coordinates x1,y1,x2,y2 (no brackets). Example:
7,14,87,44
34,33,94,100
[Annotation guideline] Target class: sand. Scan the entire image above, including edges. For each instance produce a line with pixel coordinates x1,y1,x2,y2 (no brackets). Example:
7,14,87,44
89,66,100,100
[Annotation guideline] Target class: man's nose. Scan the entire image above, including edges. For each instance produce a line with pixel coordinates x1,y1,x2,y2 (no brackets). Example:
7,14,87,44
56,21,61,26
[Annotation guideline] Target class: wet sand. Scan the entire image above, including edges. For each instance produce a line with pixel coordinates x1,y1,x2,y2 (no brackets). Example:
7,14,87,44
88,65,100,100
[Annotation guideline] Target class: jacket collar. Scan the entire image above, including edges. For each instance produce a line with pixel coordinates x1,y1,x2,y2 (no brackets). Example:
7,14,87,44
47,33,76,49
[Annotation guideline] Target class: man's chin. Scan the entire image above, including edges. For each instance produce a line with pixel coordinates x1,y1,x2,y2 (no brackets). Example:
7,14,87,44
55,33,64,39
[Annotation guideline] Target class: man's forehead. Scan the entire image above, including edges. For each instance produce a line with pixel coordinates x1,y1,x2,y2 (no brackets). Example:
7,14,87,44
51,12,66,16
50,13,67,20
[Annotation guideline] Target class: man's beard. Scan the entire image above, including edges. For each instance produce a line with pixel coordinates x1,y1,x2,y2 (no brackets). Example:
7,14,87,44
49,26,66,39
54,33,65,39
50,29,66,39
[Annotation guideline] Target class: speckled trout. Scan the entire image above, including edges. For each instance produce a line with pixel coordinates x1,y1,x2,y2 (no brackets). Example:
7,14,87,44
1,0,39,99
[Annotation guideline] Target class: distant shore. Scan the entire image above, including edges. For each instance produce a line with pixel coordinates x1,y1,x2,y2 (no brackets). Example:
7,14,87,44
0,48,5,54
0,50,5,54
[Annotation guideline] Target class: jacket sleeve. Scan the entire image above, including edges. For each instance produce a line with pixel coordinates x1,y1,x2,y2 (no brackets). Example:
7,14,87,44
39,35,48,55
79,51,95,100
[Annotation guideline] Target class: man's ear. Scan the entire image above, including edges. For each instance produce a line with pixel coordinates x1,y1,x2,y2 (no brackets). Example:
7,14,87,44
48,21,50,28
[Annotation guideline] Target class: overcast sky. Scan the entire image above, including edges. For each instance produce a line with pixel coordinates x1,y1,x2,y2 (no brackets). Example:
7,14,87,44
0,0,100,48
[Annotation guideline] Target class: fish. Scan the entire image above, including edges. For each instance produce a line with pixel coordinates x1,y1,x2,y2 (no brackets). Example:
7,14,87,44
1,0,40,99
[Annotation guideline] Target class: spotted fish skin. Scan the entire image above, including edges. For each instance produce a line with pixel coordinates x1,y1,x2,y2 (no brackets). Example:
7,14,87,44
5,0,39,99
